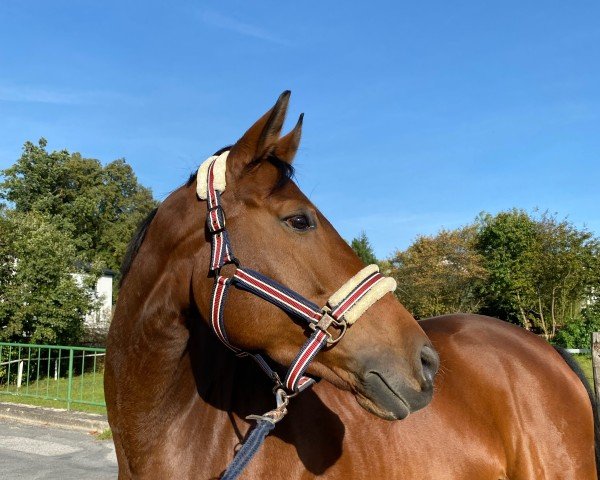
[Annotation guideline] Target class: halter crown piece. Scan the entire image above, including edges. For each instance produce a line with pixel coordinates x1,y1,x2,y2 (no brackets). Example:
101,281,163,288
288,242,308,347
197,151,397,479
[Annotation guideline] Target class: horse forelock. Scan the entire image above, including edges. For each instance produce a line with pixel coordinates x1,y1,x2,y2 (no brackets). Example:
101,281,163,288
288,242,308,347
186,147,295,194
186,146,233,187
247,153,295,194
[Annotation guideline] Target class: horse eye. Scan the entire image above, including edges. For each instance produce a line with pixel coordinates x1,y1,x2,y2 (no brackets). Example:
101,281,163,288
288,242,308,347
285,214,311,231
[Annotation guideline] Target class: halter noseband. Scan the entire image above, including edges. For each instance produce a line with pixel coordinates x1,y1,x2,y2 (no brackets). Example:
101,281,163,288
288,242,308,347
198,150,396,478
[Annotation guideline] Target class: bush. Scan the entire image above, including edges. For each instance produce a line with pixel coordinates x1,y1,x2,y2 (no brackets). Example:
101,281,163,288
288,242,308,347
554,302,600,349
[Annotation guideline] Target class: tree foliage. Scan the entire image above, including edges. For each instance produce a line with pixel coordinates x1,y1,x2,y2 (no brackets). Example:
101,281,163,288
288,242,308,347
554,303,600,349
475,210,540,328
389,209,600,344
0,210,93,344
0,139,158,274
476,210,600,337
391,226,488,319
0,139,158,344
350,231,378,266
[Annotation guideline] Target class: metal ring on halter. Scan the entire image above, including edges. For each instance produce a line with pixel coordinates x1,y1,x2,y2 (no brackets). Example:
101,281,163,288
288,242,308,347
215,256,240,278
269,372,285,391
325,318,348,345
309,308,348,346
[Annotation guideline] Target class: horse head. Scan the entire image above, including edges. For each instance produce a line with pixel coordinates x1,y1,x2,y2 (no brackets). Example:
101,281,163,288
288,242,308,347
189,91,438,420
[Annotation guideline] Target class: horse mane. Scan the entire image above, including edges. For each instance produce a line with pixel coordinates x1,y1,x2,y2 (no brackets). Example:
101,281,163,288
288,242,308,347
122,147,295,287
119,207,159,286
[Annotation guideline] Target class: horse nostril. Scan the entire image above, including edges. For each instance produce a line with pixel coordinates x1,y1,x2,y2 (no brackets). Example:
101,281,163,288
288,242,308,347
420,345,439,388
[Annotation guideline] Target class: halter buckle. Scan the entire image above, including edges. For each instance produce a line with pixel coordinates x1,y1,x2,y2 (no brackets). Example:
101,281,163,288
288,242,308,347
206,205,226,233
310,308,348,345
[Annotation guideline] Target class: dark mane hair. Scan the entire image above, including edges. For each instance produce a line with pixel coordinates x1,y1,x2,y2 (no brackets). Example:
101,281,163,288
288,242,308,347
119,207,159,286
186,146,232,187
122,147,294,286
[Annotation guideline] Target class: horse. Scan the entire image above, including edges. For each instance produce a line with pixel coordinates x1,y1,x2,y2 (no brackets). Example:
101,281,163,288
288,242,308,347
105,92,598,479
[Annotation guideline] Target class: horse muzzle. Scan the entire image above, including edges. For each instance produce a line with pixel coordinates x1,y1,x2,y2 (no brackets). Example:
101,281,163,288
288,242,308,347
355,343,439,420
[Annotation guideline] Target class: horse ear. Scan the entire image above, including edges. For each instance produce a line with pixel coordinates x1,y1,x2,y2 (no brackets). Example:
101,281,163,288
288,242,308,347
228,91,290,175
274,113,303,164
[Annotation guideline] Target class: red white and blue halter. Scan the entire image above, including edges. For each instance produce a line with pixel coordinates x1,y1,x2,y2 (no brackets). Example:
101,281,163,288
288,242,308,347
198,150,396,479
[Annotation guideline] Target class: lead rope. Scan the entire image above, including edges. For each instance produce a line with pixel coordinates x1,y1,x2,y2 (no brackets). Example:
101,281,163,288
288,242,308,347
198,152,396,479
220,390,288,480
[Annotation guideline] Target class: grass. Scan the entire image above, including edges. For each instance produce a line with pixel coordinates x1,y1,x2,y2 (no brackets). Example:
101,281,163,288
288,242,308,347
94,428,113,440
0,371,106,414
573,355,594,387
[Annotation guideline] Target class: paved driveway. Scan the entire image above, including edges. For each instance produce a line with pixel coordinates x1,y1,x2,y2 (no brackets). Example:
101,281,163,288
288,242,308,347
0,418,117,479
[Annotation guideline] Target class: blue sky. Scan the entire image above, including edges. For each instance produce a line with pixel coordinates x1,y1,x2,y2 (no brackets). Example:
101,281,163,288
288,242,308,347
1,1,598,258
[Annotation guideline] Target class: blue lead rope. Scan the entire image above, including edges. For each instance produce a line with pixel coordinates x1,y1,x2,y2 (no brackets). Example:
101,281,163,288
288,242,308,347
221,419,276,480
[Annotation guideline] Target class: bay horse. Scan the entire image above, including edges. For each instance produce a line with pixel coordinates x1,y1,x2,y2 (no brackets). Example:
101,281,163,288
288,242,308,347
105,92,598,479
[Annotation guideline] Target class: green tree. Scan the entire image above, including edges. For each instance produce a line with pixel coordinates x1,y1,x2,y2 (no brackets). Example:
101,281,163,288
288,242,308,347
350,231,378,266
0,139,158,276
475,210,600,338
531,213,600,337
0,205,12,291
475,210,539,328
94,159,159,270
390,226,487,319
0,211,94,344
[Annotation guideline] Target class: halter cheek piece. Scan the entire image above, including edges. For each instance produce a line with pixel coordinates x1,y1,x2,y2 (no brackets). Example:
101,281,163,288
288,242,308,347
198,150,396,478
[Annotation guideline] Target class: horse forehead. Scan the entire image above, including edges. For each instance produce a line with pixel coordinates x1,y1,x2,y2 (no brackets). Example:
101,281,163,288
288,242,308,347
270,180,312,205
237,177,312,209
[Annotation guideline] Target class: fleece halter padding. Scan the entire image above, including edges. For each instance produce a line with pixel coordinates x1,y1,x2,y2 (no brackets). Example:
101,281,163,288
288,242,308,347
327,264,396,325
196,150,228,199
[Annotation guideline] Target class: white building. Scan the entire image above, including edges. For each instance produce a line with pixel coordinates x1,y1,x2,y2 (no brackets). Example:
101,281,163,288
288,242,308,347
72,270,115,333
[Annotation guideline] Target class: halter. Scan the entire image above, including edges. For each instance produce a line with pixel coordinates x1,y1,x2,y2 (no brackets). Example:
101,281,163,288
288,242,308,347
198,150,396,478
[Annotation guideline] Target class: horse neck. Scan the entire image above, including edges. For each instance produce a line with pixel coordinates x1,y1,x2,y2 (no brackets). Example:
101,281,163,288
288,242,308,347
108,186,201,412
110,285,274,434
108,268,192,415
108,187,273,431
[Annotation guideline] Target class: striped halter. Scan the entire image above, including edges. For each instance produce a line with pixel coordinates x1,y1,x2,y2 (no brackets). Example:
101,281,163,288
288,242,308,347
198,150,396,408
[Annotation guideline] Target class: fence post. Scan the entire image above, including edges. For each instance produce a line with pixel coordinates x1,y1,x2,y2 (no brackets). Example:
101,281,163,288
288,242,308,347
17,361,23,388
66,348,74,410
592,333,600,405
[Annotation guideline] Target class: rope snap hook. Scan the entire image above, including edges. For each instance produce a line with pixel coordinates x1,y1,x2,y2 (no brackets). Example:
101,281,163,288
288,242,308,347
246,388,290,425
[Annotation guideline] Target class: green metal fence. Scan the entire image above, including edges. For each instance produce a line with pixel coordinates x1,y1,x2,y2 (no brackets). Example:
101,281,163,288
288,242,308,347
0,342,105,410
